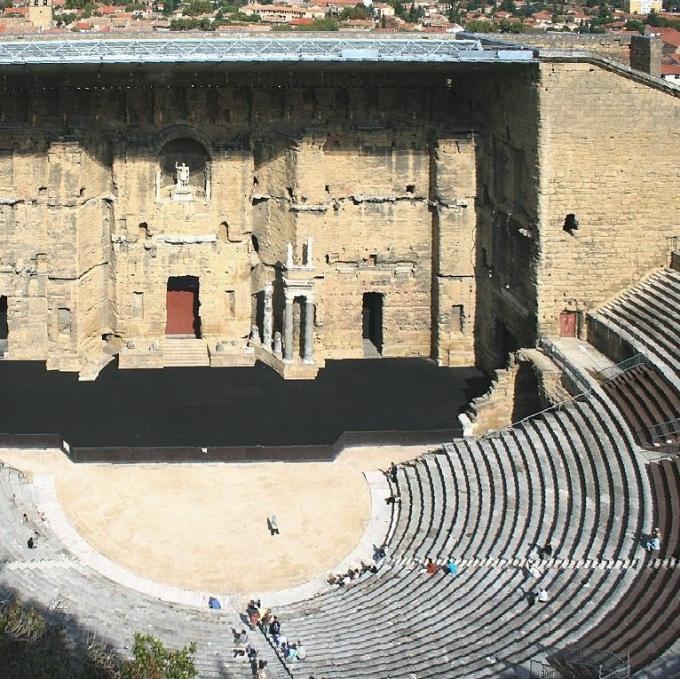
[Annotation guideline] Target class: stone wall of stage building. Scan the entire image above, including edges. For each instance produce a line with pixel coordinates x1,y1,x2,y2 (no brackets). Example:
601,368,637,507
109,142,254,348
0,138,113,372
289,130,434,360
0,70,481,374
250,127,479,362
535,62,680,338
432,135,477,367
455,64,543,372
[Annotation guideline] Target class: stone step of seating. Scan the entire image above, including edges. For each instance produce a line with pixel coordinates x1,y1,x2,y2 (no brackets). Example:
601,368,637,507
160,338,210,368
591,308,680,392
611,298,679,365
274,385,649,677
577,384,646,559
280,566,639,678
276,556,648,676
604,299,678,363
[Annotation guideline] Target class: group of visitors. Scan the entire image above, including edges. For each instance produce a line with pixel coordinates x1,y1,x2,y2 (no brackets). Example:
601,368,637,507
327,561,378,587
232,622,269,677
241,600,308,669
265,612,307,663
326,543,388,588
535,542,553,559
246,599,264,628
23,511,45,550
422,558,458,576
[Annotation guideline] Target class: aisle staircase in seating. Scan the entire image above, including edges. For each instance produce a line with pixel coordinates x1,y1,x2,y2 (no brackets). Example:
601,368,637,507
600,364,680,451
161,338,210,368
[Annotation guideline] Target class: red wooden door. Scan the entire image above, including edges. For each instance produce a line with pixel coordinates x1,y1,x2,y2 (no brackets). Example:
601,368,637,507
166,289,196,335
559,311,577,337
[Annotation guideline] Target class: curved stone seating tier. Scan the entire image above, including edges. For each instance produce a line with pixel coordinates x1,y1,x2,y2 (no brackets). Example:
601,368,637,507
273,561,638,678
591,268,680,388
602,364,680,448
273,388,650,677
562,458,680,673
0,466,286,679
388,392,642,564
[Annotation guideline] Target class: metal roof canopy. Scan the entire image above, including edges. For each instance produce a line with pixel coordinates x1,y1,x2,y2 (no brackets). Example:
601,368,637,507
0,37,536,66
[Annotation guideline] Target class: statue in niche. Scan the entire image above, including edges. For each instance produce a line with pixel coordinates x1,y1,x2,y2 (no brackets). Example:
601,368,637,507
158,139,210,203
175,162,190,189
170,161,193,203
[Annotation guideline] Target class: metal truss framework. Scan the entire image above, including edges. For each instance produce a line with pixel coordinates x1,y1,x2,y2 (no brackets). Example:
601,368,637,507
0,37,535,66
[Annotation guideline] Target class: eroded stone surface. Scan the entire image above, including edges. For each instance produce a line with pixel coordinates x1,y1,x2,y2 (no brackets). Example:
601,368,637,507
0,64,677,378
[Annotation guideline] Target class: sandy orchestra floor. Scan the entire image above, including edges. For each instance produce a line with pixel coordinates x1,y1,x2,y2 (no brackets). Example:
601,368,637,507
0,445,426,595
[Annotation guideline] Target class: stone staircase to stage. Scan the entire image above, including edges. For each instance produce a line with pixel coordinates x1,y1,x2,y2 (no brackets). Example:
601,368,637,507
161,338,210,368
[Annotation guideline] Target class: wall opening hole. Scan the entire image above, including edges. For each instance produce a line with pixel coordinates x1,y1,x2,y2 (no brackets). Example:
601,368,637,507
362,292,383,357
0,295,7,354
563,213,579,234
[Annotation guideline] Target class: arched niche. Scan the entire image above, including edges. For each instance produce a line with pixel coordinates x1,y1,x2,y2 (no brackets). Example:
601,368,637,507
156,137,211,203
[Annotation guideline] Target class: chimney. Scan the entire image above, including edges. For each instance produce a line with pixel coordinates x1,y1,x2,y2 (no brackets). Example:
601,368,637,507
630,35,662,78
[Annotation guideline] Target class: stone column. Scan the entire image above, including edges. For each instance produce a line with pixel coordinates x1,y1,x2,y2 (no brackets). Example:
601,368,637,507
283,290,294,362
303,294,315,364
263,283,273,350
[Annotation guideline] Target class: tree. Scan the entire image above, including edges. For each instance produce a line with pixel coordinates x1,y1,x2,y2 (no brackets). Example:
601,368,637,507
55,11,77,24
121,633,197,679
498,16,527,30
297,16,339,29
624,18,644,32
183,0,212,15
464,17,499,30
406,1,424,21
646,8,662,25
340,2,370,19
170,15,215,27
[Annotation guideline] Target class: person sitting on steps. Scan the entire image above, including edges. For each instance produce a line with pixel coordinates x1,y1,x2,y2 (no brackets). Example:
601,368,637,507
646,527,662,553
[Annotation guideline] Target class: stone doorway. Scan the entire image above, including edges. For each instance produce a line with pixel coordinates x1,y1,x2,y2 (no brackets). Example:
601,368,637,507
0,295,7,355
362,292,383,357
559,310,578,338
166,277,200,337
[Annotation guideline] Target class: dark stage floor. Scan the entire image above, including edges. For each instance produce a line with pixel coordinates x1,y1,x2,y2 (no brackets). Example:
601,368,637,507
0,359,488,448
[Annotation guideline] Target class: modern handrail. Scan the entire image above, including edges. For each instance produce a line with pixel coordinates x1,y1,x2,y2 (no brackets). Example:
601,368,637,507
648,417,680,444
594,354,649,382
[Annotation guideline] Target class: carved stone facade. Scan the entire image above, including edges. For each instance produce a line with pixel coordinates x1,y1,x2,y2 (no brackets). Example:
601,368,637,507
0,61,677,379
